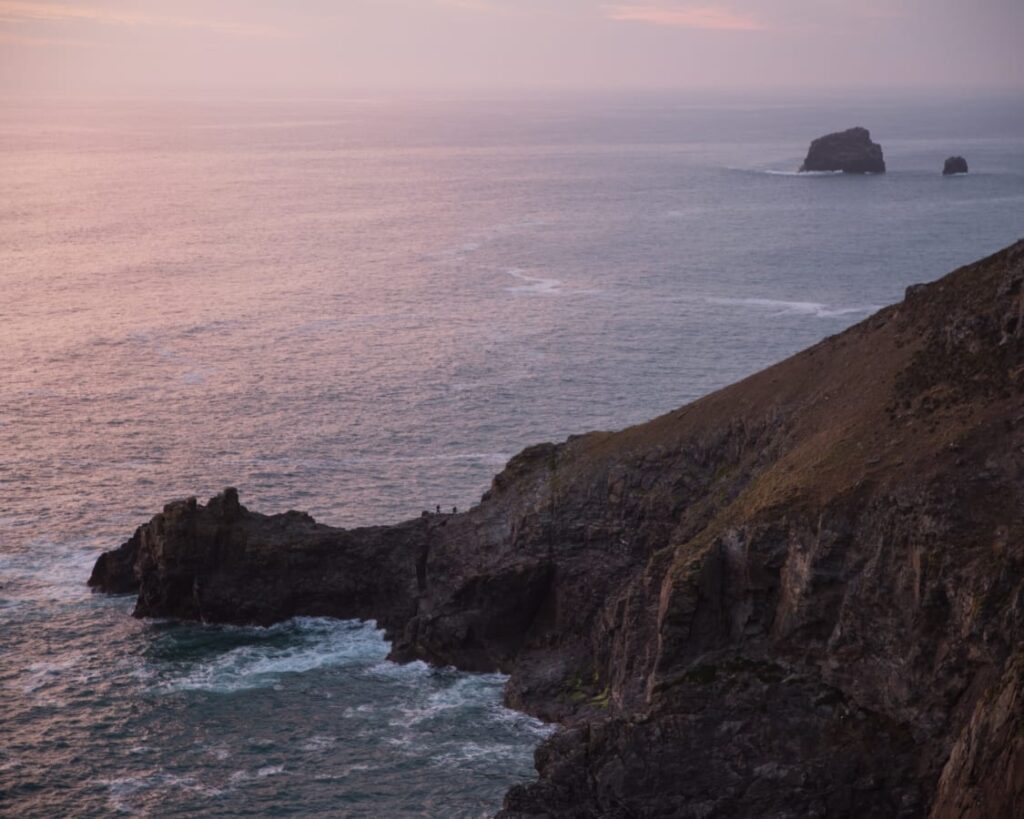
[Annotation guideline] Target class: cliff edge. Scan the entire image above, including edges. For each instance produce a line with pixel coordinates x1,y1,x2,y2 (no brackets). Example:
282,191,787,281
91,240,1024,818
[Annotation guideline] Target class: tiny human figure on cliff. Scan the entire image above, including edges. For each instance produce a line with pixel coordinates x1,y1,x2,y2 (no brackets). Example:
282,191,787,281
452,506,457,514
436,505,441,514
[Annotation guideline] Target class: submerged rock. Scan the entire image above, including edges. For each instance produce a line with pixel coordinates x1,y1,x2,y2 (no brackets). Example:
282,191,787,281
93,240,1024,817
944,155,969,175
799,126,886,174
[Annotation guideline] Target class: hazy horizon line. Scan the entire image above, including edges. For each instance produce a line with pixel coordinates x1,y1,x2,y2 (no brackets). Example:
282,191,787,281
3,83,1023,104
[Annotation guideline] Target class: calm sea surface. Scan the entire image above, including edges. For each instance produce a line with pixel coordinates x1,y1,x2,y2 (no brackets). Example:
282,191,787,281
2,93,1022,816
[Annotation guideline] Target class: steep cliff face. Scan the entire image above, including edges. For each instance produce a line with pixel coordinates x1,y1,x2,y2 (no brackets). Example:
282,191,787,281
91,240,1024,818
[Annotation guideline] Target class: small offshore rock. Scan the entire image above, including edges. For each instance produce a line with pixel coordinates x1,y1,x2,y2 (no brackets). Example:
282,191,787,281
943,156,968,175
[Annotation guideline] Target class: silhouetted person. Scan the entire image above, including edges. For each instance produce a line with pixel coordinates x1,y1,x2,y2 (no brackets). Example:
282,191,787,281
452,506,457,514
436,505,441,514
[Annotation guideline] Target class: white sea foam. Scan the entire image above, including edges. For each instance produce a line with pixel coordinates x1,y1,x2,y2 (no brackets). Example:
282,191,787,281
431,741,522,765
201,744,232,761
225,764,319,786
98,773,223,814
504,268,565,295
163,618,388,693
0,547,98,605
298,735,337,752
391,676,495,726
705,296,880,319
21,656,80,694
762,169,844,177
365,658,431,680
342,703,378,717
490,705,558,738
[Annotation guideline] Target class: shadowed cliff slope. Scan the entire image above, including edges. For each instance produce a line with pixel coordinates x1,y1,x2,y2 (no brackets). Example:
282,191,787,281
91,240,1024,818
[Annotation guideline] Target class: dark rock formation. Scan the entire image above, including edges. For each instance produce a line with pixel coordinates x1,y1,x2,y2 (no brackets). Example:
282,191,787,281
944,156,969,175
800,126,886,174
88,525,143,594
92,240,1024,817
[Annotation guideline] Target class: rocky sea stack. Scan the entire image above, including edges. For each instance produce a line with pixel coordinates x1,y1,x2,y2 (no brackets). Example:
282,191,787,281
92,241,1024,817
800,126,886,174
944,156,969,175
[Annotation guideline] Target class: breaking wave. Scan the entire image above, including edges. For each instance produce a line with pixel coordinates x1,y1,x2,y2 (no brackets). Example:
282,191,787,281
161,618,388,693
706,296,881,319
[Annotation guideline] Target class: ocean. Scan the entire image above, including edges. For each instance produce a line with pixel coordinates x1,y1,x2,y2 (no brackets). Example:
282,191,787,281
1,92,1022,816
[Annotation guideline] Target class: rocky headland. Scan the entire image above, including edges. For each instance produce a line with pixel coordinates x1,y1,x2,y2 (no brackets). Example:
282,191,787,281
91,241,1024,817
800,127,886,174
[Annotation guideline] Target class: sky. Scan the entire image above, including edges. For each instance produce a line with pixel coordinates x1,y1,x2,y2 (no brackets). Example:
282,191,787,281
0,0,1020,96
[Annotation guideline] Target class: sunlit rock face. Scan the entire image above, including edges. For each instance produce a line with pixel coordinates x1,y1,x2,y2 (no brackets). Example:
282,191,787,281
94,241,1024,818
800,126,886,174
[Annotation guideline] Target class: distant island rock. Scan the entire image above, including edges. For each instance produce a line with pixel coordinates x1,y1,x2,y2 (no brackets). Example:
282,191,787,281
944,155,969,175
799,126,886,174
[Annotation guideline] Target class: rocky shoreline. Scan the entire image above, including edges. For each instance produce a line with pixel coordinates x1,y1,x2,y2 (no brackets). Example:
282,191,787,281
91,240,1024,817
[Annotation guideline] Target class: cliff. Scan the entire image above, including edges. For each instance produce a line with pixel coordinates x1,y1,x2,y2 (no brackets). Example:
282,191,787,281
91,240,1024,818
800,127,886,174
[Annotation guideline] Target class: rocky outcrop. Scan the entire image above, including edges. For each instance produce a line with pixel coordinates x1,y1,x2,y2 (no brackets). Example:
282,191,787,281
944,156,969,175
800,126,886,174
92,241,1024,817
88,525,143,594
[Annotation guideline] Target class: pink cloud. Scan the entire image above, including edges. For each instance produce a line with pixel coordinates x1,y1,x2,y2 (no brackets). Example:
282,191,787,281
0,1,281,37
0,28,98,46
435,0,497,11
604,3,764,31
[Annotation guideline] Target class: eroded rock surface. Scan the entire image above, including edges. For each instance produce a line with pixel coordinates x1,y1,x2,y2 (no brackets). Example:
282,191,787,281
92,240,1024,817
800,126,886,174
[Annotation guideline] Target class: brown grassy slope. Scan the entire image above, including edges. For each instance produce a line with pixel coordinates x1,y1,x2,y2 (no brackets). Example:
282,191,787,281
493,240,1023,817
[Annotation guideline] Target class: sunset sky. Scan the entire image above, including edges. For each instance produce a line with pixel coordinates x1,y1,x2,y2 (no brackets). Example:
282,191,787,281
1,0,1020,95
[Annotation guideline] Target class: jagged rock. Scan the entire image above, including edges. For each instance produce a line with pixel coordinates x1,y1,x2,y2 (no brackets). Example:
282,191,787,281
943,156,968,175
92,241,1024,817
799,126,886,174
87,527,142,593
